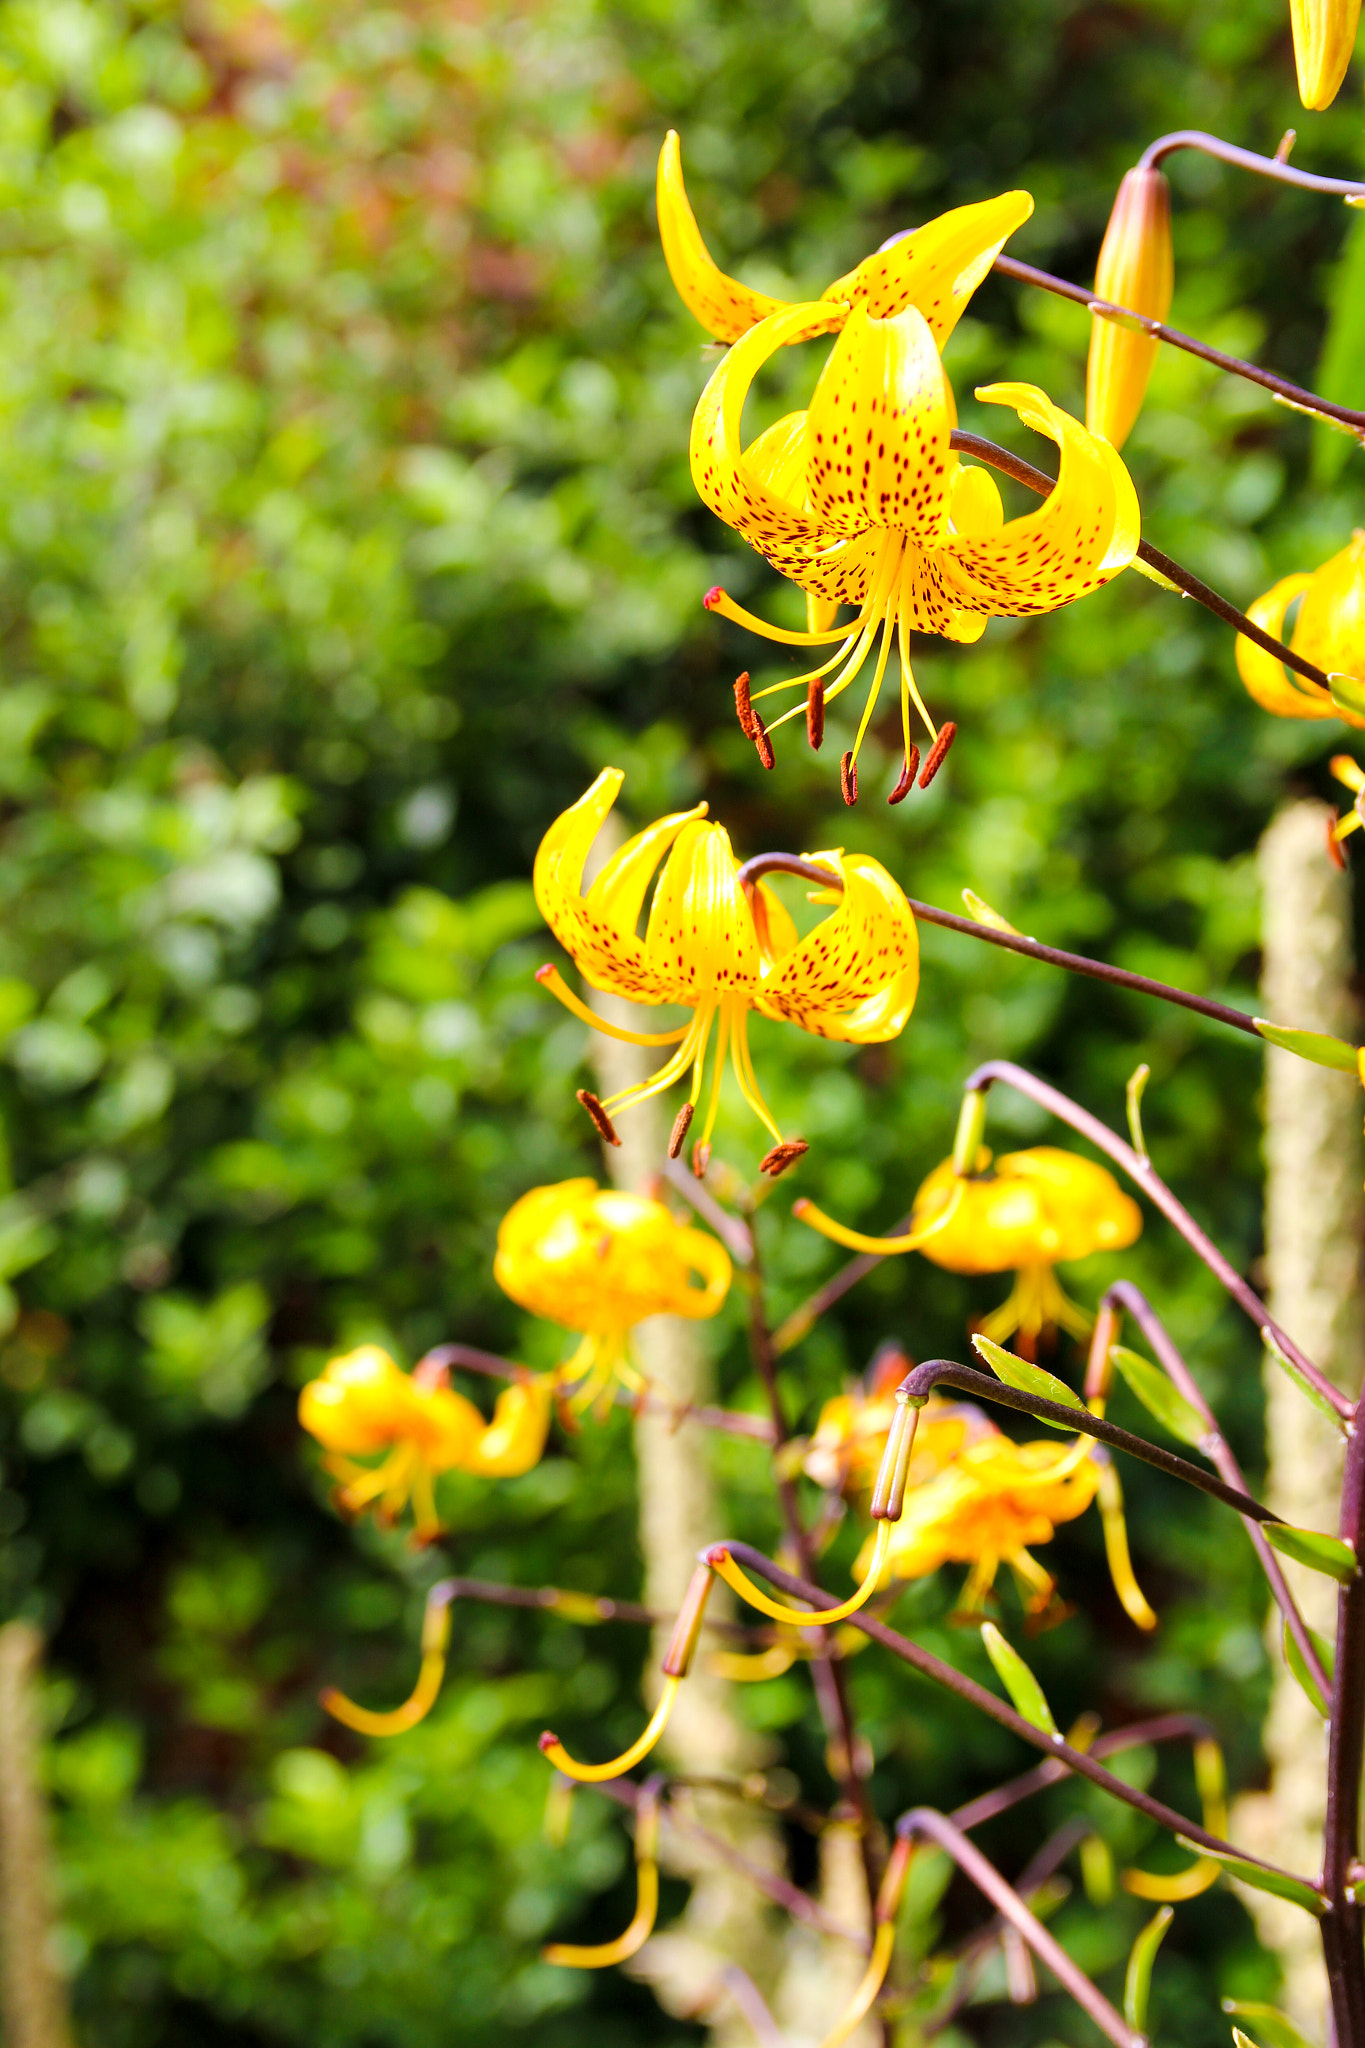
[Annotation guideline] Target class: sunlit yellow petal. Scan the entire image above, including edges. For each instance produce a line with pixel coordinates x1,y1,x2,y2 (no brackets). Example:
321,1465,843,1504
1235,574,1338,719
754,852,919,1043
805,304,954,543
824,189,1034,344
1290,0,1361,108
1291,530,1365,679
949,463,1004,537
657,131,789,341
643,819,761,994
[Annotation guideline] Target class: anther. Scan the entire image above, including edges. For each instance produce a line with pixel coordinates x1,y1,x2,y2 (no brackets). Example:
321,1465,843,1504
759,1138,809,1178
918,721,957,788
752,710,775,771
840,750,858,805
806,679,825,751
577,1088,622,1147
692,1139,712,1179
669,1102,695,1159
888,745,920,804
733,671,757,739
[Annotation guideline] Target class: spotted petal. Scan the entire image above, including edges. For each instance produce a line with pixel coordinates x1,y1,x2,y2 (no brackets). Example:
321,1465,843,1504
657,131,790,342
939,382,1139,618
824,190,1034,344
755,851,918,1041
643,819,762,997
806,305,954,544
690,300,843,546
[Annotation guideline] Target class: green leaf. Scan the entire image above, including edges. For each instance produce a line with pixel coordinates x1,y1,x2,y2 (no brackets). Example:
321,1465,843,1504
1125,1061,1150,1163
980,1622,1058,1737
1123,1904,1172,2033
1108,1344,1207,1447
1253,1019,1360,1073
1223,1999,1319,2048
1282,1620,1336,1718
1263,1523,1357,1585
1262,1328,1351,1435
1176,1840,1325,1916
1079,1832,1114,1905
1330,673,1365,721
971,1334,1084,1428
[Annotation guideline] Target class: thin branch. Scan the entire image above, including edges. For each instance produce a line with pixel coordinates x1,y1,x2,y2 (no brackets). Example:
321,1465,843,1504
952,1711,1215,1832
1138,126,1365,194
423,1573,758,1640
961,1061,1352,1418
772,1215,913,1355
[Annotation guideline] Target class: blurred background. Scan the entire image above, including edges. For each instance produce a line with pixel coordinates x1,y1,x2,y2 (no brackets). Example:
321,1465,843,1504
1,0,1363,2042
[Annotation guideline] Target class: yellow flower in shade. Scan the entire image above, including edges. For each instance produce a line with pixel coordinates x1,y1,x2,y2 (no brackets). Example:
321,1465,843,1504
910,1147,1142,1353
533,769,919,1169
1289,0,1360,108
1235,533,1365,727
1086,167,1173,451
494,1178,731,1409
299,1345,550,1544
803,1368,993,1497
854,1426,1100,1618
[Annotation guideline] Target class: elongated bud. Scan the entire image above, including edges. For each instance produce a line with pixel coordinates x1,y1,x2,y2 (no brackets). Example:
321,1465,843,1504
870,1392,922,1521
1086,166,1173,451
662,1563,715,1677
1084,1300,1121,1406
951,1087,989,1178
1290,0,1361,109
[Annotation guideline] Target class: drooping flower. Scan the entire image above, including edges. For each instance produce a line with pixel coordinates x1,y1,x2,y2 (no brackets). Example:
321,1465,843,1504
1235,534,1365,727
1086,166,1173,451
534,769,918,1169
494,1178,731,1408
300,1345,550,1543
1289,0,1360,108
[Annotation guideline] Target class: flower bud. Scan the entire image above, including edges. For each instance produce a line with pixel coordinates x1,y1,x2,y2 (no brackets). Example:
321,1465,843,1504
1085,167,1173,451
1290,0,1361,111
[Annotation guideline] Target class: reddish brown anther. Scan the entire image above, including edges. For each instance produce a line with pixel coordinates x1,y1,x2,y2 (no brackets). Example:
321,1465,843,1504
759,1138,809,1178
733,671,757,738
806,679,825,751
692,1139,712,1179
752,710,776,771
919,722,957,788
1327,819,1348,870
889,746,920,804
576,1088,622,1147
669,1101,695,1159
840,750,858,805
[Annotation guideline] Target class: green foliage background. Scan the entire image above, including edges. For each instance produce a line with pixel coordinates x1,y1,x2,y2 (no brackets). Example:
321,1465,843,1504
0,0,1361,2042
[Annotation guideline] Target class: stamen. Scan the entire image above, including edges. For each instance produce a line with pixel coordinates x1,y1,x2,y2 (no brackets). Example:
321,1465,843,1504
728,1009,784,1145
577,1088,622,1147
692,1139,712,1178
706,1524,891,1626
888,746,920,804
918,721,958,788
840,750,858,805
536,965,691,1047
543,1796,660,1968
322,1589,452,1736
733,671,757,738
1328,818,1349,869
1096,1462,1158,1630
759,1137,809,1178
751,710,776,771
806,678,825,750
706,583,863,646
792,1177,967,1256
539,1674,682,1782
668,1101,695,1158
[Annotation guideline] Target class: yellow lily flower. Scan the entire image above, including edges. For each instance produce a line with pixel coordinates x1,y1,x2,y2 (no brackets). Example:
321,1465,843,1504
299,1345,550,1544
1086,166,1173,451
1235,533,1365,728
691,297,1139,797
533,769,919,1169
1289,0,1360,108
493,1178,731,1409
1331,752,1365,862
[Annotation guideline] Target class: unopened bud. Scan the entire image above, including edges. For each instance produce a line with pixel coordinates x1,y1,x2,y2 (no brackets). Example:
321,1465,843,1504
870,1392,923,1521
1085,1301,1121,1405
1291,0,1359,110
662,1563,715,1676
1086,166,1173,451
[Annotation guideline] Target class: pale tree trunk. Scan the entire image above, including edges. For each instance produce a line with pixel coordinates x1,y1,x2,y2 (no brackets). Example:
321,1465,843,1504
0,1621,74,2048
1235,800,1364,2036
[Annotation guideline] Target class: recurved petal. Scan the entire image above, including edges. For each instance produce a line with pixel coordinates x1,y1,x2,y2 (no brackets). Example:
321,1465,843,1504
1292,531,1365,678
1290,0,1361,109
939,382,1139,617
755,851,917,1035
1235,574,1341,720
690,300,844,549
534,772,691,1001
663,1224,734,1319
657,131,790,342
586,798,709,939
824,190,1034,345
643,819,761,995
806,305,953,542
464,1380,551,1477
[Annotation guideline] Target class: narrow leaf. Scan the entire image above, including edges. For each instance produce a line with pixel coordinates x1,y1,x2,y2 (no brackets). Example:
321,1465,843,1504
971,1334,1083,1428
980,1622,1058,1737
961,888,1022,936
1331,672,1365,720
1125,1062,1150,1163
1282,1620,1335,1719
1263,1522,1357,1585
1232,2030,1272,2048
1109,1344,1207,1448
1261,1328,1350,1436
1223,1999,1319,2048
1123,1904,1173,2033
1253,1018,1360,1073
1176,1839,1325,1916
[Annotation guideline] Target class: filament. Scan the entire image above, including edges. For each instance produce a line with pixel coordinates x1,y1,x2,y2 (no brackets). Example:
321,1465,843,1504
897,598,939,749
818,1921,896,2048
322,1593,452,1737
709,1522,891,1627
601,1009,713,1117
707,585,862,646
698,1001,732,1146
543,1860,659,1968
1097,1462,1158,1630
539,1674,681,1783
728,1009,784,1144
535,965,690,1045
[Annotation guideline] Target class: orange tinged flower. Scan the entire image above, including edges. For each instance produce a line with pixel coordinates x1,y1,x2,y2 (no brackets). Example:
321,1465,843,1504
1086,167,1174,451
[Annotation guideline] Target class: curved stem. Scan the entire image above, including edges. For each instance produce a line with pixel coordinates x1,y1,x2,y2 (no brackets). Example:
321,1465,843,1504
897,1810,1142,2048
1323,1417,1365,2047
1102,1282,1331,1703
1137,127,1365,194
993,252,1365,433
949,430,1337,697
961,1061,1353,1418
893,1358,1280,1522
